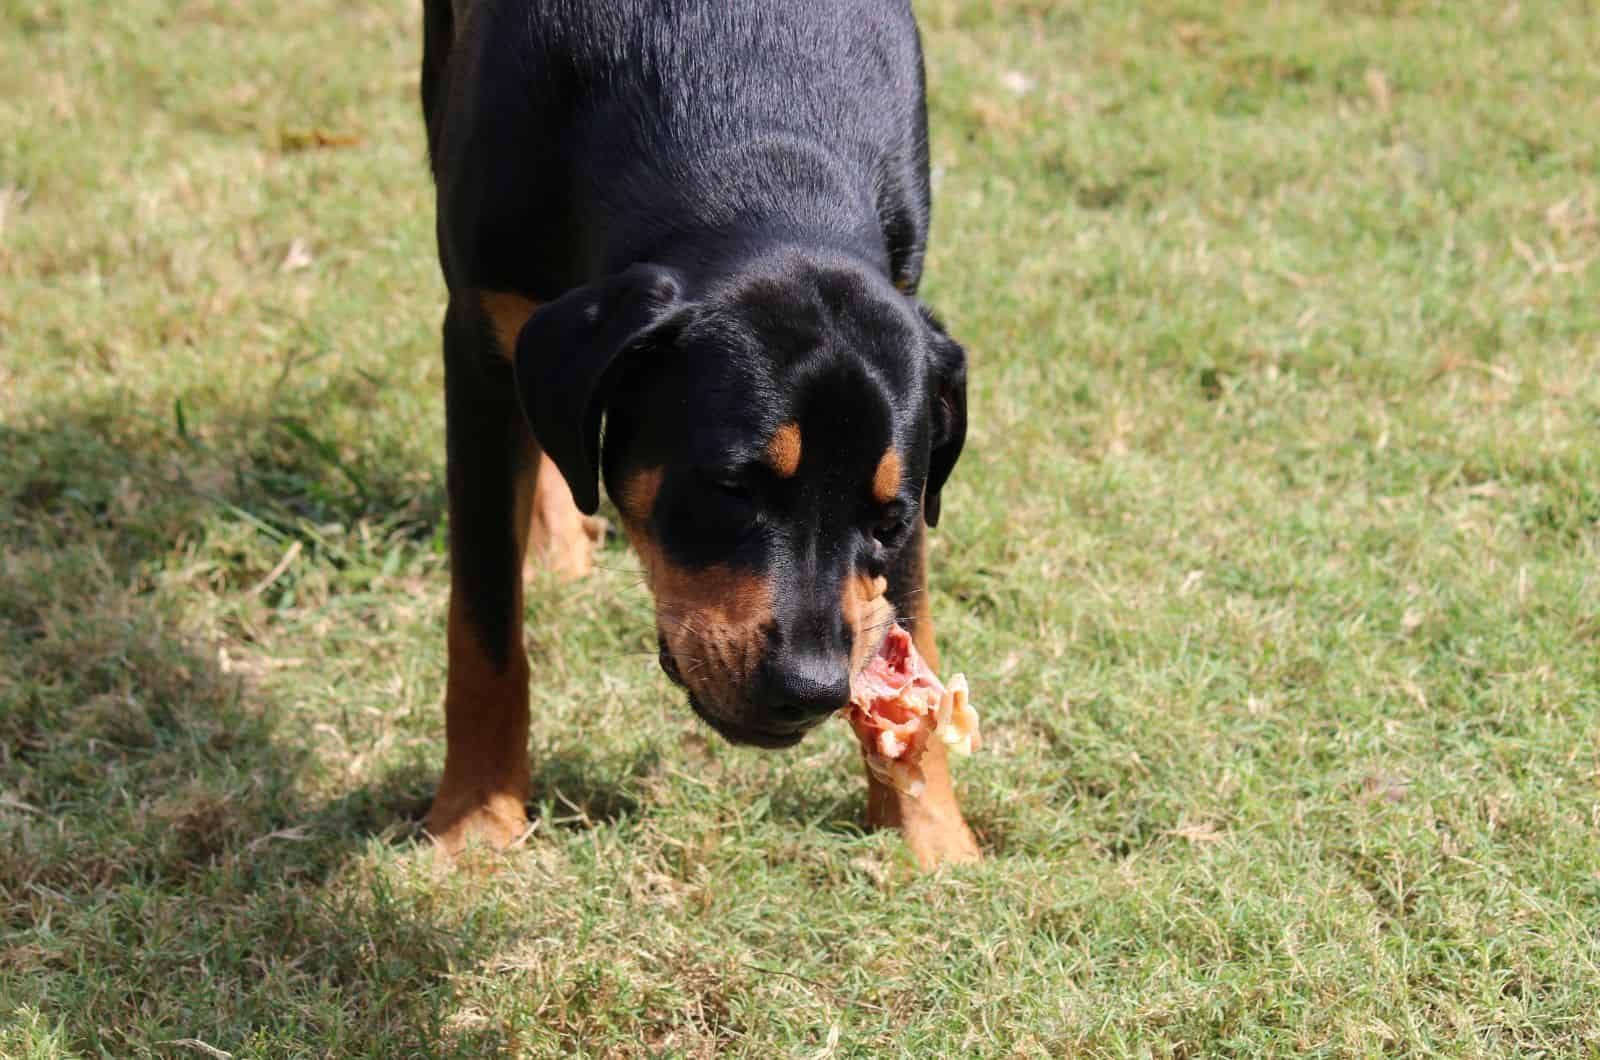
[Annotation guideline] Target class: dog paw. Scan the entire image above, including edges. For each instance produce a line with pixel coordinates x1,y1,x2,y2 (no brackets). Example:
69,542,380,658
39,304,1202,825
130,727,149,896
863,738,981,869
531,513,607,580
901,815,982,868
869,794,981,868
424,790,528,856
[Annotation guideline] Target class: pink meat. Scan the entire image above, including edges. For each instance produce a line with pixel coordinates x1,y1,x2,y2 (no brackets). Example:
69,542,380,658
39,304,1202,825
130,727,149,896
844,624,979,796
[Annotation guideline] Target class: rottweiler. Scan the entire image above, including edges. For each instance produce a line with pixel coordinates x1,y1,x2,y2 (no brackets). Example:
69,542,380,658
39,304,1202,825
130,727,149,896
419,0,977,866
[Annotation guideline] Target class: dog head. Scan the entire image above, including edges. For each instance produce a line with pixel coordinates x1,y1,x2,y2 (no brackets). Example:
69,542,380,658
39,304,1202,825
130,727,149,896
512,252,966,747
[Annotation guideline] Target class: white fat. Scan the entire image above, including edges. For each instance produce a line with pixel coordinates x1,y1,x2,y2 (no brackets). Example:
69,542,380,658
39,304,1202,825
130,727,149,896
866,753,927,797
934,673,980,756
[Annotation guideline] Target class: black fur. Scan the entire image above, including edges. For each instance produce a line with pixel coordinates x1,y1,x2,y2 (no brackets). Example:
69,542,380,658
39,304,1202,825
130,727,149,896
423,0,969,744
513,263,688,515
440,298,533,670
425,0,933,297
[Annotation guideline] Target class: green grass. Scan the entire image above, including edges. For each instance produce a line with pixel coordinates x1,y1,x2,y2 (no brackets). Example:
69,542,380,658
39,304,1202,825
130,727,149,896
3,0,1599,1054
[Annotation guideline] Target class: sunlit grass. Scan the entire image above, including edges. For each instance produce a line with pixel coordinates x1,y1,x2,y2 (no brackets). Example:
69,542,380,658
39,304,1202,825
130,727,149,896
2,1,1598,1054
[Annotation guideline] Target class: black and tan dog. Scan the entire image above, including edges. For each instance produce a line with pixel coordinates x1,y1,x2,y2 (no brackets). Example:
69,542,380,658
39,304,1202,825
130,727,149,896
419,0,977,866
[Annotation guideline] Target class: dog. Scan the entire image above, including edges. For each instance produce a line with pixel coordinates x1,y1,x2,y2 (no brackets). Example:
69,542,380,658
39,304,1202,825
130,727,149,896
419,0,977,866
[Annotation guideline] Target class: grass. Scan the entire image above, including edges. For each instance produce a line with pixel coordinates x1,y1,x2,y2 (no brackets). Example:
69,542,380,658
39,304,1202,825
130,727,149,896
2,0,1599,1054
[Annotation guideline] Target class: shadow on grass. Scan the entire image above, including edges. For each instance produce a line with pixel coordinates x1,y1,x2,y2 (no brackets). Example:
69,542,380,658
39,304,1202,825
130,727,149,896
0,400,523,1055
4,391,1000,1048
6,375,446,569
0,546,521,1056
762,756,1016,860
524,747,650,831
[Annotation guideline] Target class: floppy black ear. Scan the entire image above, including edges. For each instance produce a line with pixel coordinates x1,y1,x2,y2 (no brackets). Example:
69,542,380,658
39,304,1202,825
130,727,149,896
513,264,686,515
917,305,968,528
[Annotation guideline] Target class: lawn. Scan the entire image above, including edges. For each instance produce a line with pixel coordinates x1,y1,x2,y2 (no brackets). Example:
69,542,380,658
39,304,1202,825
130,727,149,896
3,0,1599,1055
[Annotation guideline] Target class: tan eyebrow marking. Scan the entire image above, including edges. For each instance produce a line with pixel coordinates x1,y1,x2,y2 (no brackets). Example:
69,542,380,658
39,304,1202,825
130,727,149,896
765,421,802,478
872,448,902,504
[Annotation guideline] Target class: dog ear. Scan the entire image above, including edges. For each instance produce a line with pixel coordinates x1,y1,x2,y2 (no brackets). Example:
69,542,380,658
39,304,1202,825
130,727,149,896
513,264,686,515
917,304,968,528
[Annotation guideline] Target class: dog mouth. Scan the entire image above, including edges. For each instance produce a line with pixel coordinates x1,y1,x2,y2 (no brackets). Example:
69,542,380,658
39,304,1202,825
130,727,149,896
687,696,812,749
658,643,687,688
654,637,805,747
855,619,894,676
659,623,893,751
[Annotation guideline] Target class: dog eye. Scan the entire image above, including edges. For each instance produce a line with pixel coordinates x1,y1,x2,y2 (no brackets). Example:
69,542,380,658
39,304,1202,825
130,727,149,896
871,514,907,549
711,478,752,503
698,470,760,530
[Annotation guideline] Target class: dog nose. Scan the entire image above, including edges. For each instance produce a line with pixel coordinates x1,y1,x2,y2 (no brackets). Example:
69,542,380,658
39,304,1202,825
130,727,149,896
764,653,851,724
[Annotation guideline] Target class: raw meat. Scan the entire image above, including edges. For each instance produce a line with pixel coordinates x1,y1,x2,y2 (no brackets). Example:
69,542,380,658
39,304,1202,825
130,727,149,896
843,624,980,797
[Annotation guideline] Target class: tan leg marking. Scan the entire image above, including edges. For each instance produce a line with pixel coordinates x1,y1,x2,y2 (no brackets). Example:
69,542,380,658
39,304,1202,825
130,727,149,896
480,290,538,361
527,450,607,581
480,291,606,579
908,561,939,671
425,594,533,854
425,452,538,855
863,525,979,867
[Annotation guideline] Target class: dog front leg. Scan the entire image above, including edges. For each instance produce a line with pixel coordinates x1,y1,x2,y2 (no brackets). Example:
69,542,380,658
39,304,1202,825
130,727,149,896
480,291,607,582
867,522,981,867
425,298,537,854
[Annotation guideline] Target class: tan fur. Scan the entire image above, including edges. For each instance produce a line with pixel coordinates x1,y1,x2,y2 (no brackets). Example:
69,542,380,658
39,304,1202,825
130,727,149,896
842,572,891,675
486,293,603,578
617,466,664,524
908,574,939,671
426,458,536,853
617,467,776,712
860,525,978,866
866,738,977,867
765,421,802,478
480,290,538,360
617,468,977,869
872,448,902,504
527,451,606,580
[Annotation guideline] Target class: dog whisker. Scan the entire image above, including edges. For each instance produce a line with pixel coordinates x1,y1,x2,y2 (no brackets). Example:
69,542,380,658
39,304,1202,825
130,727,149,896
589,562,648,575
